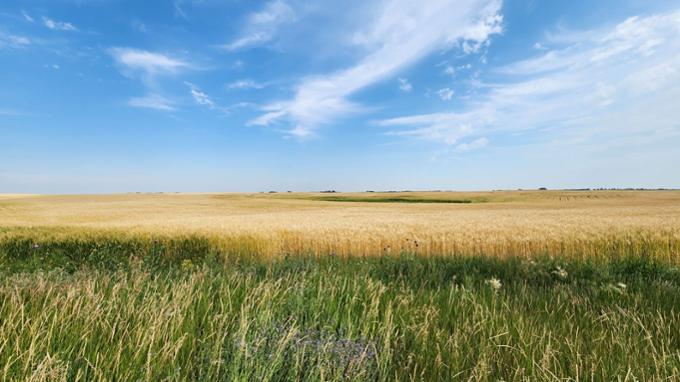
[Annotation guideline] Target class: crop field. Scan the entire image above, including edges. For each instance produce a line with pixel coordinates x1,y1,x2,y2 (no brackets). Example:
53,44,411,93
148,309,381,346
1,190,680,380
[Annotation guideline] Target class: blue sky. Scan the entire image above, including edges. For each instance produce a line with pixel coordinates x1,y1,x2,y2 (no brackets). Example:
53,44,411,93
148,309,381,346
1,0,679,193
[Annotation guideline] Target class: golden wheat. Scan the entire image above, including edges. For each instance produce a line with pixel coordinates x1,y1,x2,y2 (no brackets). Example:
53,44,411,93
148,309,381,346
1,190,679,260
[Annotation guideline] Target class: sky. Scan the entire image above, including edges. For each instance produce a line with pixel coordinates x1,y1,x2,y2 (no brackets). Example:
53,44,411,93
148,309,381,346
1,0,679,193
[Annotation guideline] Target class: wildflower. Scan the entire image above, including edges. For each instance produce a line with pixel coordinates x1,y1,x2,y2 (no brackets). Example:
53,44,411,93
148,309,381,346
552,266,568,280
486,277,502,291
616,282,627,291
32,243,40,249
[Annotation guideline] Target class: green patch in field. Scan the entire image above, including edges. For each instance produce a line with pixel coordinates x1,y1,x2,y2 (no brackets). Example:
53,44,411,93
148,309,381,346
307,195,479,203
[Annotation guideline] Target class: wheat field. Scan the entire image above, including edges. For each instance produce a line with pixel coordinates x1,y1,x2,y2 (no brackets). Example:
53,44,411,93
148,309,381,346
1,190,679,261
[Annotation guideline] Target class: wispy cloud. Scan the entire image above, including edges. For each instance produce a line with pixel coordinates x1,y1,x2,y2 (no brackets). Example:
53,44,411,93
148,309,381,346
21,10,34,23
0,32,31,49
227,79,268,90
42,16,77,31
185,82,215,109
436,88,454,101
109,48,191,112
456,137,488,152
127,93,175,111
398,78,412,92
380,111,484,145
249,0,502,138
221,0,295,51
109,48,189,75
379,9,680,148
173,0,189,20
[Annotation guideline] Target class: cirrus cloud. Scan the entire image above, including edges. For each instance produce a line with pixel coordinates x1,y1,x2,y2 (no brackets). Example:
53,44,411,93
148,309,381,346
109,48,191,113
109,48,189,75
127,93,175,111
378,9,680,148
249,0,503,138
42,16,77,31
221,0,295,51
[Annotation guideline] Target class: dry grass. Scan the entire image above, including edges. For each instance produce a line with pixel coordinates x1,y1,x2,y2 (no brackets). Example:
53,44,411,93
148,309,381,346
1,190,679,260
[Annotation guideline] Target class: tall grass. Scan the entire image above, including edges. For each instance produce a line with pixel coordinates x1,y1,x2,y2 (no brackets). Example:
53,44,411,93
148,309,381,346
1,227,679,269
1,254,679,381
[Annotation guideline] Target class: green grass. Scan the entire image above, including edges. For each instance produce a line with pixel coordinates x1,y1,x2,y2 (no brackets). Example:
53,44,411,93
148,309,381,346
1,235,680,380
0,237,680,381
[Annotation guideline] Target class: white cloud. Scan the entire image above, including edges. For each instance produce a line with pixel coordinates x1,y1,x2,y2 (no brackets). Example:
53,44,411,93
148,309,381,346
21,10,34,23
379,9,680,147
185,82,215,109
221,0,295,51
0,33,31,49
380,111,486,144
437,87,454,101
109,48,191,112
13,36,30,45
249,109,287,126
109,48,189,75
42,17,77,31
223,34,270,52
443,65,455,76
128,94,176,111
398,78,412,92
250,0,503,137
174,0,189,20
227,79,267,90
456,137,488,151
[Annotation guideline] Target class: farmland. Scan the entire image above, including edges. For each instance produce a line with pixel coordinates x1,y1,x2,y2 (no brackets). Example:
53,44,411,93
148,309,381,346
1,190,680,380
2,190,679,260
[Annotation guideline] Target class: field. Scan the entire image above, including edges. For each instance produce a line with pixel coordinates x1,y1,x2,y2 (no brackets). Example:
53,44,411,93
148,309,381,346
1,191,680,380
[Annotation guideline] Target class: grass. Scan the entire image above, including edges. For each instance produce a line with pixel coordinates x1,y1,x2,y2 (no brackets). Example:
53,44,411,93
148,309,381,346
1,249,680,380
1,191,680,380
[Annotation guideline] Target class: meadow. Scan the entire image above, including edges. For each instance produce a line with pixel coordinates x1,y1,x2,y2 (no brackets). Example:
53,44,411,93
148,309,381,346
1,190,680,380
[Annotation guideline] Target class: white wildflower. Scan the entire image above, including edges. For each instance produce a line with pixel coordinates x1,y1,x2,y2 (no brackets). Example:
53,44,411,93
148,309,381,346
486,277,502,291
